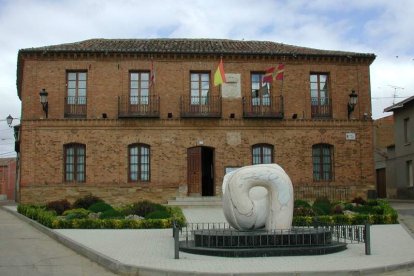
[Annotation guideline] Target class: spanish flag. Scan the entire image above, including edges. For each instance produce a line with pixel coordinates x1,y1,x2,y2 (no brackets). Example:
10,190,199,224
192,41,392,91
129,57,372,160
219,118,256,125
214,58,226,86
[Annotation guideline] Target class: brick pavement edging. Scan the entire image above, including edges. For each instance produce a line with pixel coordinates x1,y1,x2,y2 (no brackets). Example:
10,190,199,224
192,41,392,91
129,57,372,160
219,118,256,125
2,205,414,275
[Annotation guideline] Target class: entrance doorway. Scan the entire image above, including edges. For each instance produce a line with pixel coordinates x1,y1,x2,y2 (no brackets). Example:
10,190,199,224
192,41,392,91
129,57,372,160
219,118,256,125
376,168,386,198
187,146,215,196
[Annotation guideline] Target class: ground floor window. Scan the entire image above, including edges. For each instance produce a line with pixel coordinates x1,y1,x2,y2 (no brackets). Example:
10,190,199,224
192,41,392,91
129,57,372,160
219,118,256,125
252,144,273,165
129,143,150,182
64,143,85,182
312,143,333,181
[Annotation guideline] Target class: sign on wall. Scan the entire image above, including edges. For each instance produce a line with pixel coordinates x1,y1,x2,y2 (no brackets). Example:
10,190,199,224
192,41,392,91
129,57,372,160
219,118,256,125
222,73,241,98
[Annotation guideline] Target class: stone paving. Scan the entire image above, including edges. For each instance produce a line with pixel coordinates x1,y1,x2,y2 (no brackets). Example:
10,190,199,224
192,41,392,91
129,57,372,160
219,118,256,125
2,202,414,275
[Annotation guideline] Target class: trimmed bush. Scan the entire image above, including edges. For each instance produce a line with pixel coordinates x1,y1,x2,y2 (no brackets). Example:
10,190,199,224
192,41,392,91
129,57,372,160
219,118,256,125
294,206,315,216
124,200,167,217
63,208,90,220
100,209,123,219
312,197,332,215
145,210,170,219
294,199,311,208
88,202,113,213
72,194,103,209
46,199,71,215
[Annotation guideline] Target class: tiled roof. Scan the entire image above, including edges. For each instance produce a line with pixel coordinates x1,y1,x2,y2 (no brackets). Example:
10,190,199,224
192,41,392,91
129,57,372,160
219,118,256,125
19,38,375,58
384,96,414,112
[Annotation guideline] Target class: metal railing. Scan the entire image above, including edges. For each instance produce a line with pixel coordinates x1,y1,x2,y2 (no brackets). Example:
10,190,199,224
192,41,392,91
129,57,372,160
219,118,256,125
118,95,160,118
311,97,332,118
64,97,87,118
294,185,350,201
172,221,370,259
243,95,284,118
180,96,221,118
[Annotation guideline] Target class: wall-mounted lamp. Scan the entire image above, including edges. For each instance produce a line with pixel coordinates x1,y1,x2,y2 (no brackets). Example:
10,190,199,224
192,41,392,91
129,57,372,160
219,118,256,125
39,88,49,118
347,90,358,119
6,114,13,127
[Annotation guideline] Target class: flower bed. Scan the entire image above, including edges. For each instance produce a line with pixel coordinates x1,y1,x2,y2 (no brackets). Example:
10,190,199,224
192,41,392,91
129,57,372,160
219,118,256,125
292,197,398,226
17,195,186,229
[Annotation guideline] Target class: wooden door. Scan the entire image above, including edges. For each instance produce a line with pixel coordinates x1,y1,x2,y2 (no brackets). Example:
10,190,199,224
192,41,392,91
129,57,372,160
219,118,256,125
187,147,202,195
376,168,386,198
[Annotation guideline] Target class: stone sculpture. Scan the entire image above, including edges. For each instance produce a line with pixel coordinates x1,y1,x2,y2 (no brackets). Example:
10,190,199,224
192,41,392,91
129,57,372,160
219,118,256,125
222,164,294,231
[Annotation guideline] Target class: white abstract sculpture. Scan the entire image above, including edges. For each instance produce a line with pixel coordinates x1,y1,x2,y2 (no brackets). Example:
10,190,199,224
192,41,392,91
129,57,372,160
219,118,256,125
222,164,294,231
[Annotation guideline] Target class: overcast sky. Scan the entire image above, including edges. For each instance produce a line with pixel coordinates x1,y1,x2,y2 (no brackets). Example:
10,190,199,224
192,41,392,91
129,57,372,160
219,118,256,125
1,0,413,157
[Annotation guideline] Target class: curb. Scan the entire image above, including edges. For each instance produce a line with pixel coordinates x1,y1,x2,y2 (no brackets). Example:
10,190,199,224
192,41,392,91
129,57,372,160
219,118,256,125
2,206,414,275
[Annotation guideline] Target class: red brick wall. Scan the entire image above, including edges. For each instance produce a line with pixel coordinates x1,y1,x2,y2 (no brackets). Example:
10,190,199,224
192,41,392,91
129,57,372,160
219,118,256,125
18,53,375,205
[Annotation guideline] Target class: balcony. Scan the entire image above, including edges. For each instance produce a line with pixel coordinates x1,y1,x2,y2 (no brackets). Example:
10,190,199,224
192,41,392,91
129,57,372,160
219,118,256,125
65,97,87,118
311,97,332,119
118,95,160,118
243,95,283,118
180,96,222,118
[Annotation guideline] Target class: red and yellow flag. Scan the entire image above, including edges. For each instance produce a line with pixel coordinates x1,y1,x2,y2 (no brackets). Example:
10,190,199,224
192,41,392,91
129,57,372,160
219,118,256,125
214,58,226,86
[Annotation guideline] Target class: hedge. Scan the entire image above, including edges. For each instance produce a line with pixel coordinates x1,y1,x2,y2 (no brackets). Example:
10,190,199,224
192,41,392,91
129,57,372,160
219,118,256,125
293,213,398,226
18,204,186,229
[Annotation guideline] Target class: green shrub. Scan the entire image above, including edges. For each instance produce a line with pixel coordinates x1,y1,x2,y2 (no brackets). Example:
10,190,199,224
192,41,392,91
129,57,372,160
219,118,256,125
124,200,167,217
63,208,90,220
46,199,71,215
72,194,104,209
344,203,354,211
312,197,332,215
100,209,123,219
145,210,170,219
294,206,315,216
88,202,113,213
351,196,367,206
294,199,311,208
168,206,186,227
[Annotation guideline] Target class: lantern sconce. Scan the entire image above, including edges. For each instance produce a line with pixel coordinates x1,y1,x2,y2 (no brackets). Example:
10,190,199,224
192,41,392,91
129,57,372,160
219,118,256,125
348,90,358,119
39,88,49,118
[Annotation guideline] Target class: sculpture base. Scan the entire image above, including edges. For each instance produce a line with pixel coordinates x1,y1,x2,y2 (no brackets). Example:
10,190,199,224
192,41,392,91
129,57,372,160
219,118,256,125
179,228,347,257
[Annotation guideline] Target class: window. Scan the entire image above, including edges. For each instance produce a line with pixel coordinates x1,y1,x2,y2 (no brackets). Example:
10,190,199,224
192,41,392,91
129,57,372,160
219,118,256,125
66,71,87,117
129,144,150,182
310,73,331,117
251,73,270,106
67,71,87,105
130,72,150,105
312,144,333,181
404,117,410,144
64,143,86,182
190,72,210,105
252,144,273,164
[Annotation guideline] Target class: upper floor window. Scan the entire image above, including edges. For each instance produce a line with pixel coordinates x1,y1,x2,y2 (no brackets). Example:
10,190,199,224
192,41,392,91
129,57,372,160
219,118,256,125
312,143,333,181
251,73,270,106
64,143,86,182
404,117,410,144
66,71,87,117
310,73,331,118
129,143,150,182
252,144,273,165
190,72,210,105
130,72,150,105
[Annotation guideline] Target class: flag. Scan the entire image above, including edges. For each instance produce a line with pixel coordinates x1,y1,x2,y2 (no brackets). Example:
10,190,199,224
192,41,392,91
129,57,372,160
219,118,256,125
149,59,155,87
274,64,285,80
262,67,275,83
214,58,226,86
259,84,269,95
262,64,285,83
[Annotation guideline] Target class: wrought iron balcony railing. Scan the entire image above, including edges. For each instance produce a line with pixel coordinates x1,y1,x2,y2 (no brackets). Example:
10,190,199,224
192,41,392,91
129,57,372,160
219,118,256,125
311,97,332,118
64,96,87,118
243,95,283,118
180,96,222,118
118,95,160,118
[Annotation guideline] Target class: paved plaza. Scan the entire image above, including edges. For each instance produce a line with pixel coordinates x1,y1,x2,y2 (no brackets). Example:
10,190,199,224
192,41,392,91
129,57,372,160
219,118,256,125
1,202,414,275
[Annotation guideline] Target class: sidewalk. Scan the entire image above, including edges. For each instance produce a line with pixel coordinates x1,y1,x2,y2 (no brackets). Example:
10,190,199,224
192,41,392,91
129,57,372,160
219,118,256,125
2,204,414,275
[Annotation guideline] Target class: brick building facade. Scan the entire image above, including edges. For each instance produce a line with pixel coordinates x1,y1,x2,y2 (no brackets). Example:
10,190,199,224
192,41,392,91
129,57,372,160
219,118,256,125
16,39,376,205
0,158,16,200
